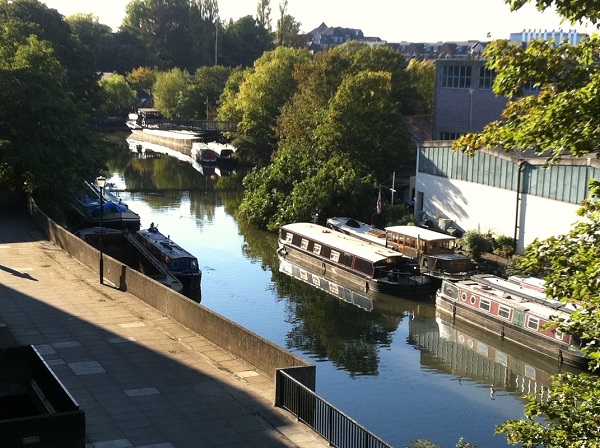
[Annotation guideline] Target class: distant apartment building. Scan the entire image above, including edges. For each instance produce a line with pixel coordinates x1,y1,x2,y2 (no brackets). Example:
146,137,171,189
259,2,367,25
305,23,385,51
509,29,587,45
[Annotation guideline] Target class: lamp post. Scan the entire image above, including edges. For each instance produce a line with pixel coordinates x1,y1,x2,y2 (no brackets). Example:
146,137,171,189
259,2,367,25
96,176,106,285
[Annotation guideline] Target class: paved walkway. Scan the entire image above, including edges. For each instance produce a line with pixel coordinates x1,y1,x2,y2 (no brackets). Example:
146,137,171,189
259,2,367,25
0,209,325,448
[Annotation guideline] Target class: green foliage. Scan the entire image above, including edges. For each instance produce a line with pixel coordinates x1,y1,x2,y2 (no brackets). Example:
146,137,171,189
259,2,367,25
496,373,600,447
217,46,311,165
153,68,194,118
238,42,421,229
0,16,105,214
492,234,515,257
126,66,157,91
406,59,435,114
98,74,137,116
407,438,477,448
219,15,274,68
461,230,493,260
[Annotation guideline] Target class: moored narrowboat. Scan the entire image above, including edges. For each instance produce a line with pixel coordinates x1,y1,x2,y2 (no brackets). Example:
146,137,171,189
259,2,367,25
278,222,432,297
136,224,202,300
435,275,587,369
326,218,472,280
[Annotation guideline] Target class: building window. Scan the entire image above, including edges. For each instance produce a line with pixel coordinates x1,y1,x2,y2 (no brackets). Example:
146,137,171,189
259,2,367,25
441,65,472,88
499,305,511,319
438,131,461,140
478,67,496,89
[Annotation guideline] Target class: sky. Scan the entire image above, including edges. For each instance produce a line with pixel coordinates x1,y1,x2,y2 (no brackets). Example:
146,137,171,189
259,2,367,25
39,0,598,43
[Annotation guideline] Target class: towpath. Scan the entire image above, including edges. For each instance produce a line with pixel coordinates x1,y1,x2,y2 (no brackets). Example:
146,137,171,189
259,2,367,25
0,209,324,448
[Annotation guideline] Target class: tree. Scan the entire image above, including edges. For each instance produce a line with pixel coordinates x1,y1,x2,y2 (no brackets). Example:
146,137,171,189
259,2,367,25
66,13,115,72
98,73,138,116
218,15,274,68
452,1,600,446
276,0,301,47
0,0,102,112
256,0,272,31
152,68,194,118
0,21,104,214
406,59,435,114
193,65,233,119
126,66,157,91
238,42,420,230
122,0,212,70
217,46,311,165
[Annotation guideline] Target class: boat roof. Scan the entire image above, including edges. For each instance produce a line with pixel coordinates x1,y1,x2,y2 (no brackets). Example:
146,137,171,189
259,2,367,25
385,225,457,242
453,275,572,318
282,222,405,263
326,217,386,241
138,228,197,260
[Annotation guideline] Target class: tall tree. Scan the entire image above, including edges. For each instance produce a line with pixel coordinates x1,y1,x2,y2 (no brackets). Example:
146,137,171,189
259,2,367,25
256,0,272,31
0,21,104,213
219,15,274,68
98,74,138,116
276,0,301,47
153,68,194,118
217,46,311,165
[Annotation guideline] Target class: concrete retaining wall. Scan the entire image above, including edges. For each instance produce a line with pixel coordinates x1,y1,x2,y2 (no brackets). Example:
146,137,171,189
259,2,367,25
27,199,315,386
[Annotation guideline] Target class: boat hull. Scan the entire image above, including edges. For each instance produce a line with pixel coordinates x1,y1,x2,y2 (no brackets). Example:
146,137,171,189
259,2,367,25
435,289,587,370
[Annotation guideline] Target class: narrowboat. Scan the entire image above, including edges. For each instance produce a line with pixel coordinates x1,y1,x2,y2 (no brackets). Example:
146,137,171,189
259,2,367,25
435,275,587,369
327,218,472,280
277,222,432,297
69,182,141,232
136,225,202,299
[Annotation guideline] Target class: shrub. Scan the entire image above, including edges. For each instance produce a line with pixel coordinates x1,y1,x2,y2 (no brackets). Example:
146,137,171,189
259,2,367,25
462,230,493,260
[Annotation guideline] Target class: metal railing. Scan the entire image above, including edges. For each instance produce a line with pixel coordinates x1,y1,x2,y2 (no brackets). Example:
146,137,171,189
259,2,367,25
275,369,393,448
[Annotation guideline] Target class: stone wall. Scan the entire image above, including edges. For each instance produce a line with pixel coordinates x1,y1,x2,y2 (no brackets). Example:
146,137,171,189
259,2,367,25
27,199,315,387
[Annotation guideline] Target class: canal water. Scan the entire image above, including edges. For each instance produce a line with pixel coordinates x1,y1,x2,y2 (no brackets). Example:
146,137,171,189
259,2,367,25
102,137,577,447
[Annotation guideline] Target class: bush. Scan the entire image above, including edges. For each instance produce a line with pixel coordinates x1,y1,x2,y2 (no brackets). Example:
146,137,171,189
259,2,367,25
492,234,515,258
461,230,493,260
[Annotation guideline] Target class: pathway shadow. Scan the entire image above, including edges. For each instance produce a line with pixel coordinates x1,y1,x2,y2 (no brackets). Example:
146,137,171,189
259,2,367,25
0,265,37,281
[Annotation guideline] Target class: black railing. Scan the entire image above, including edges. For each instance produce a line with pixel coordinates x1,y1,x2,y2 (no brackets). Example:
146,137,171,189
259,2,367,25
153,119,238,132
275,369,393,448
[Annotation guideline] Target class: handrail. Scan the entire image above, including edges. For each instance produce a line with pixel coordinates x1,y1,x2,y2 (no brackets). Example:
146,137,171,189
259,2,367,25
275,368,393,448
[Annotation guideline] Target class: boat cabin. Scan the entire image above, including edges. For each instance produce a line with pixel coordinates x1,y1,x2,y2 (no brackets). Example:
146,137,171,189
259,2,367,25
385,225,471,276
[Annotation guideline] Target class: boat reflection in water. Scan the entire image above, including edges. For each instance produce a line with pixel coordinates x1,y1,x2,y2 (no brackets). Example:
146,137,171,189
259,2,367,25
408,311,587,401
278,254,435,316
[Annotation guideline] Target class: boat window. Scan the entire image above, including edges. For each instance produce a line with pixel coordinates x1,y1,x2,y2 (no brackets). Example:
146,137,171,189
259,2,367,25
301,238,309,250
313,243,321,255
499,305,511,319
479,298,491,312
527,316,539,330
354,258,373,275
330,250,340,263
470,295,477,305
285,232,293,243
172,260,179,270
461,292,467,302
329,283,339,294
312,276,320,287
300,270,308,281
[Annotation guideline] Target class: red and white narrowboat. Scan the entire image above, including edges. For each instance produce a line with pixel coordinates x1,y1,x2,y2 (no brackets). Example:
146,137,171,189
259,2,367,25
435,275,587,369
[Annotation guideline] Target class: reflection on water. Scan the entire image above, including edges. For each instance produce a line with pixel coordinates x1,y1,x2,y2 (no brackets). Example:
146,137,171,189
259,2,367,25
101,136,590,448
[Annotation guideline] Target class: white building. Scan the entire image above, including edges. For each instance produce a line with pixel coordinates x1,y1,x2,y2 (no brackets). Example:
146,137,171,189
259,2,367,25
509,29,587,46
414,142,600,253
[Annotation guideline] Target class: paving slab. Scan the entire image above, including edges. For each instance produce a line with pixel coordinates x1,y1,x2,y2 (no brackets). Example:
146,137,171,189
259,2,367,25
0,210,325,447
